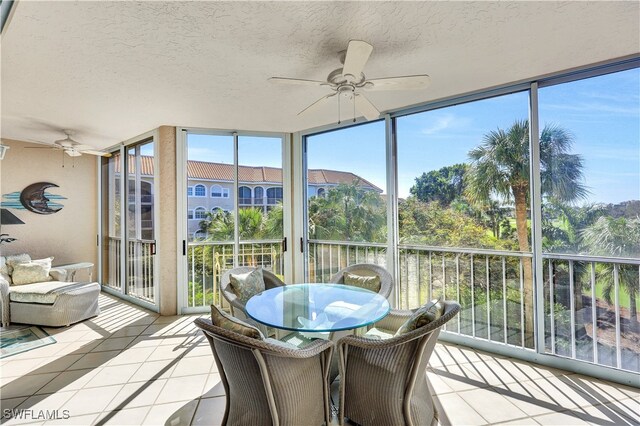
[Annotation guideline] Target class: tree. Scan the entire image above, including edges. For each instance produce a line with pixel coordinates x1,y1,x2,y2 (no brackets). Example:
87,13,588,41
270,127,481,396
398,197,510,249
466,120,587,346
582,216,640,330
199,207,274,240
410,164,468,207
308,182,386,242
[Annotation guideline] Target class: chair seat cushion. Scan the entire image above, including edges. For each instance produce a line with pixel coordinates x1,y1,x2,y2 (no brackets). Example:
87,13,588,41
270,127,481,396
395,297,445,336
364,327,395,340
229,268,265,304
278,331,319,348
9,281,93,305
343,272,381,293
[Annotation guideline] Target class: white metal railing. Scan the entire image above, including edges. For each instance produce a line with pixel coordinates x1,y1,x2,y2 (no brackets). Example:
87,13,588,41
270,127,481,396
187,239,284,308
106,237,155,304
307,240,640,373
542,254,640,373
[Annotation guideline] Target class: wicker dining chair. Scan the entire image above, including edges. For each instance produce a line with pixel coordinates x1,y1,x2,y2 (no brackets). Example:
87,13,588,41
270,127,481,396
194,317,334,426
220,267,285,334
336,300,460,426
328,263,393,299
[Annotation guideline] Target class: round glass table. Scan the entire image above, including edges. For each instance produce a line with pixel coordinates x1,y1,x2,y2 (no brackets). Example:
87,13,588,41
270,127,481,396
245,283,390,332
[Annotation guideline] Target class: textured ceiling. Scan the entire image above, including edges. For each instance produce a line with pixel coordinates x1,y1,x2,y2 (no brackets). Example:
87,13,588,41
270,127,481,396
1,1,639,149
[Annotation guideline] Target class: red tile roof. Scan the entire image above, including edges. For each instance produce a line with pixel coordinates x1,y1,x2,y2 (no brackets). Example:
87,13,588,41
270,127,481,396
115,155,381,191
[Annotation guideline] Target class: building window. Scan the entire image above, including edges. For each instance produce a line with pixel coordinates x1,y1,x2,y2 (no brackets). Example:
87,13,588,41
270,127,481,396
223,188,229,198
194,207,207,219
316,188,325,197
211,184,224,198
187,186,194,197
267,187,283,204
254,187,264,204
187,210,194,220
194,184,206,197
239,186,252,204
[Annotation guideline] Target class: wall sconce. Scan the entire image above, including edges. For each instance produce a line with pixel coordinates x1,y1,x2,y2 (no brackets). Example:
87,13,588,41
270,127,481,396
0,145,8,160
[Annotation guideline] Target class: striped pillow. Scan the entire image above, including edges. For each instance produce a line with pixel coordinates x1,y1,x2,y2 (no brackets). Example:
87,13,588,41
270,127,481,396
395,296,444,336
210,304,264,339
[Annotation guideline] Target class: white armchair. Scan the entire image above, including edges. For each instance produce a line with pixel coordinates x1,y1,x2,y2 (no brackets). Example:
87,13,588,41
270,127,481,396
0,254,100,327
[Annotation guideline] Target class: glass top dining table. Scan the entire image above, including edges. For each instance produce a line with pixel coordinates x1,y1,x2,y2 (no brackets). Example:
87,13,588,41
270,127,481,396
245,283,391,333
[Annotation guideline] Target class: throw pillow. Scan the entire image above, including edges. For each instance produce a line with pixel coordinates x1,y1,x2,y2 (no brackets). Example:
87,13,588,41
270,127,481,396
229,268,265,304
0,256,7,275
5,253,31,275
210,304,264,339
395,296,445,336
343,271,381,293
11,257,54,286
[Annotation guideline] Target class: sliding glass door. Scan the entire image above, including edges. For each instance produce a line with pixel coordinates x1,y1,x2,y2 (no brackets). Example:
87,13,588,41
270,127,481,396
181,131,287,312
101,137,158,309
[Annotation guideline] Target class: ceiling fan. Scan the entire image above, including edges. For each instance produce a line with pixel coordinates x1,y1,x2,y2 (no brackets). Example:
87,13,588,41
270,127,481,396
26,130,111,157
270,40,431,122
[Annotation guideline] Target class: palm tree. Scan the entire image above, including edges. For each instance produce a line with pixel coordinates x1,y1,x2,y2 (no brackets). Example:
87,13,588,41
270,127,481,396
200,207,266,241
466,120,587,346
582,216,640,330
309,182,386,242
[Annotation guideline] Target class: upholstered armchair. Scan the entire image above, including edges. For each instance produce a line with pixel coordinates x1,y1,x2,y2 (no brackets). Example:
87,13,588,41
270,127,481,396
336,300,460,426
194,317,334,426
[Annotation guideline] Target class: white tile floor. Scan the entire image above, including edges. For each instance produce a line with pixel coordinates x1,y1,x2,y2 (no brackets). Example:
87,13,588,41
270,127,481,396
1,293,638,425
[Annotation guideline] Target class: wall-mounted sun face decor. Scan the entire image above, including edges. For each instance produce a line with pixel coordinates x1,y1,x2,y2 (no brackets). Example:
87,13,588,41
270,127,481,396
1,182,66,215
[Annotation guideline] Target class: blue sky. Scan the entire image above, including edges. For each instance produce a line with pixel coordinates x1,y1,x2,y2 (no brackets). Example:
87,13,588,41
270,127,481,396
188,68,639,205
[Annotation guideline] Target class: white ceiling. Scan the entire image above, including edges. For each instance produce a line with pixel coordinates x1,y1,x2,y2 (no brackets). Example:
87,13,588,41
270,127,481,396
1,1,639,150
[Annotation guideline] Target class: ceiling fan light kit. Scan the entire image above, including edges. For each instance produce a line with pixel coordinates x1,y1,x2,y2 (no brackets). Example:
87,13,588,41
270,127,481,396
270,40,431,123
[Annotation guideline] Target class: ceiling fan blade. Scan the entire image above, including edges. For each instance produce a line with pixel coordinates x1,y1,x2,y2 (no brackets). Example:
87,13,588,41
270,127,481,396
297,93,337,116
342,40,373,78
24,146,56,149
354,93,381,120
269,77,327,87
81,149,112,157
365,75,431,91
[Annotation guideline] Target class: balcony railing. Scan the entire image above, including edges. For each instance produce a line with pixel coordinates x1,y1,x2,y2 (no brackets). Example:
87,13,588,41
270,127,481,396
542,254,639,373
106,237,156,304
307,239,639,373
187,239,284,308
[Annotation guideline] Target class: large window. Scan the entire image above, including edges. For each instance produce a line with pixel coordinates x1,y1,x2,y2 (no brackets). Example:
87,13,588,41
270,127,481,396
305,121,387,282
539,68,640,372
397,91,534,348
185,132,285,310
101,138,157,307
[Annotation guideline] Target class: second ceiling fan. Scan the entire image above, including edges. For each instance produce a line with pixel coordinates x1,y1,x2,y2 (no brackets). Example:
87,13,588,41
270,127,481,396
270,40,431,122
